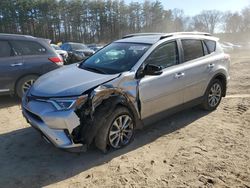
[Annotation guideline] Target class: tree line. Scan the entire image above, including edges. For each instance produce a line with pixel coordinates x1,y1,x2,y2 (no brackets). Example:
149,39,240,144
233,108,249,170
0,0,250,44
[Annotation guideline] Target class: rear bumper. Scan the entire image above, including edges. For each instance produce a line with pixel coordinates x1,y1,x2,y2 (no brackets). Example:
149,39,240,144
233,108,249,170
22,96,85,151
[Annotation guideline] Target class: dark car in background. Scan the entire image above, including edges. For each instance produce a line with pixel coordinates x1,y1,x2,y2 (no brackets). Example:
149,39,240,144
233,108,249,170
87,44,104,52
51,44,68,63
60,42,95,64
0,33,63,98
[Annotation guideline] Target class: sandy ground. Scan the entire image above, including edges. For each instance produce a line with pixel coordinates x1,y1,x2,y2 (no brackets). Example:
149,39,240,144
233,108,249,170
0,52,249,188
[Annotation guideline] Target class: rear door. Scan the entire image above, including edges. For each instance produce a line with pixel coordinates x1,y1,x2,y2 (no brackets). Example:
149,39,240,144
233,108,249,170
180,39,214,103
139,40,185,120
0,40,23,93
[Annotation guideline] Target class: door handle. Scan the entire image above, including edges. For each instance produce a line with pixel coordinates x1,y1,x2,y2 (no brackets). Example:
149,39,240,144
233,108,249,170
10,63,23,67
174,72,185,79
208,63,215,69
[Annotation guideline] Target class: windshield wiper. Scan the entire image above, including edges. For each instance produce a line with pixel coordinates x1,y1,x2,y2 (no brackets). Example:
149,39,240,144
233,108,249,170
81,65,107,74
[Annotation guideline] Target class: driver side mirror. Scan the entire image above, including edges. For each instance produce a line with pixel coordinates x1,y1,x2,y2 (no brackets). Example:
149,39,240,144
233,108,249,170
144,64,163,76
136,64,163,79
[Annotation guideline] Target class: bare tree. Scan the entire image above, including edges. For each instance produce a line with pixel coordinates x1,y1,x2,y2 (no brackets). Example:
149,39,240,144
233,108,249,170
191,10,223,34
241,6,250,32
223,11,242,33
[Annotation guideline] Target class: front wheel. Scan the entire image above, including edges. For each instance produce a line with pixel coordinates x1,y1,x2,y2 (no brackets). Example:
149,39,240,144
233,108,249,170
95,107,135,152
201,79,223,111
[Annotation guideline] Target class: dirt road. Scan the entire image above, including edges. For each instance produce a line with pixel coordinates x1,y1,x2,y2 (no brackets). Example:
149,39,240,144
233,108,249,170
0,52,249,188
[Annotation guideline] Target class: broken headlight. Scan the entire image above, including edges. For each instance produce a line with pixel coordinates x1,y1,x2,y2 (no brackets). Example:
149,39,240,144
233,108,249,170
50,95,88,111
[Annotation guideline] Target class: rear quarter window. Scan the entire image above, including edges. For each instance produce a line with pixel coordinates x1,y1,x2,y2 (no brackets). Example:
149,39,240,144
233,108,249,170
204,40,216,53
11,40,47,56
181,39,204,62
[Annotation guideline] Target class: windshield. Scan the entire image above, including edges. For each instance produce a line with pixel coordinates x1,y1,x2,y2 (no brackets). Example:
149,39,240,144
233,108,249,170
79,42,150,74
71,43,88,50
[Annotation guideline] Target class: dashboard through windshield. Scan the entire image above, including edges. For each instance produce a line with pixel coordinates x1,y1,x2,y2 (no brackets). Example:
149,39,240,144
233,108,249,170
79,42,151,74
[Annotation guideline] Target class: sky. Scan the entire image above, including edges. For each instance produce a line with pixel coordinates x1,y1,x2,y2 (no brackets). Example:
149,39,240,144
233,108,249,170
125,0,250,16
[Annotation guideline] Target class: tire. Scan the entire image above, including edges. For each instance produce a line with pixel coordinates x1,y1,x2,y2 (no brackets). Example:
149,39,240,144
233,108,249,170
95,106,135,153
16,75,38,99
201,79,223,111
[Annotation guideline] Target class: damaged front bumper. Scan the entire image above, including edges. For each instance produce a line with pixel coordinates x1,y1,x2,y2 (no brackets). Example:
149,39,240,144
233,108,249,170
22,95,86,152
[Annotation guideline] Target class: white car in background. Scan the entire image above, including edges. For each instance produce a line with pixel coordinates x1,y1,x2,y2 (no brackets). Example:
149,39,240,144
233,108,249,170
51,44,68,62
220,43,234,53
221,42,242,51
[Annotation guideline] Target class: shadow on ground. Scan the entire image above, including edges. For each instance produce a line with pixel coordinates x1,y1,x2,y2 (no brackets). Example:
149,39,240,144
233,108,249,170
0,105,210,188
0,96,20,109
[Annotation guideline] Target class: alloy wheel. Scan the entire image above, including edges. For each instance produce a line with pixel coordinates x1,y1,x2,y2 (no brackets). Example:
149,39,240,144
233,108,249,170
22,79,35,94
208,83,222,107
109,114,134,149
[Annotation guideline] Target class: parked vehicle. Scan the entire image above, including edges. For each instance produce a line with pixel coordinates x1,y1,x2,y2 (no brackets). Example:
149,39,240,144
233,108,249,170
221,42,242,51
22,32,230,152
51,44,68,62
0,33,63,98
60,42,95,64
220,43,234,53
87,44,104,52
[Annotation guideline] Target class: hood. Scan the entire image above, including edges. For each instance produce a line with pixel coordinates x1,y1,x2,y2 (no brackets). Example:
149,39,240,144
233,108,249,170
30,64,119,97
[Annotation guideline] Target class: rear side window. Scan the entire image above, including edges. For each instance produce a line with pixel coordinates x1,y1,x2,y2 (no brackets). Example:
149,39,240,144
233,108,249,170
146,41,179,68
11,40,47,56
202,41,209,55
182,39,204,62
0,40,12,57
204,40,216,53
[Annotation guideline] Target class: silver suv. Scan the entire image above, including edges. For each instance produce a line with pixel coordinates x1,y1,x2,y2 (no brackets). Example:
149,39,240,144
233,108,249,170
22,32,230,152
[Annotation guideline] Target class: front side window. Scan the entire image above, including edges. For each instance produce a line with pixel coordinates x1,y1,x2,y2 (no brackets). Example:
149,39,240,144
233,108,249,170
11,40,46,56
182,39,204,62
145,41,179,68
0,40,13,57
79,42,150,74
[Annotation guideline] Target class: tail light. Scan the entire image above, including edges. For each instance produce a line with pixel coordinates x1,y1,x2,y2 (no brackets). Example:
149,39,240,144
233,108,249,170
48,56,64,66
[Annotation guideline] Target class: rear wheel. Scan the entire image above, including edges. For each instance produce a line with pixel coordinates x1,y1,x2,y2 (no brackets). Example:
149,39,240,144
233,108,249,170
16,75,38,98
95,107,135,152
201,79,223,111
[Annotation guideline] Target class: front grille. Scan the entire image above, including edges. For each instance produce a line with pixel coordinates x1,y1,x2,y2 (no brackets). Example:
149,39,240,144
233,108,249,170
25,95,34,104
25,109,43,123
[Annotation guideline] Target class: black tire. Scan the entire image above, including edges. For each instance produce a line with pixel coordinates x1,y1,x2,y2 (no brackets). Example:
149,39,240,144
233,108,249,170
95,106,135,153
201,79,223,111
16,75,38,98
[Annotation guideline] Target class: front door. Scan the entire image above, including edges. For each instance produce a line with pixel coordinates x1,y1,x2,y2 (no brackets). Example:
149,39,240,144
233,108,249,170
139,41,186,120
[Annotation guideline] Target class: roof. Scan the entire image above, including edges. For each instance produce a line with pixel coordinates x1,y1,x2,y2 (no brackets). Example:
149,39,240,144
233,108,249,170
116,35,163,44
116,32,217,44
0,33,36,40
0,33,51,44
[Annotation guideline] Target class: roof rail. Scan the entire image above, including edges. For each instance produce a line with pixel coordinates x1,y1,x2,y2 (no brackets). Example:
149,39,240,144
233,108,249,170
122,33,166,39
160,32,212,39
122,32,212,40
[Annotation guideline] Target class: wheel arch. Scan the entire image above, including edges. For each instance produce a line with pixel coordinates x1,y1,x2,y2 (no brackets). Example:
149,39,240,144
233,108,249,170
206,72,227,97
75,86,142,147
14,73,40,95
